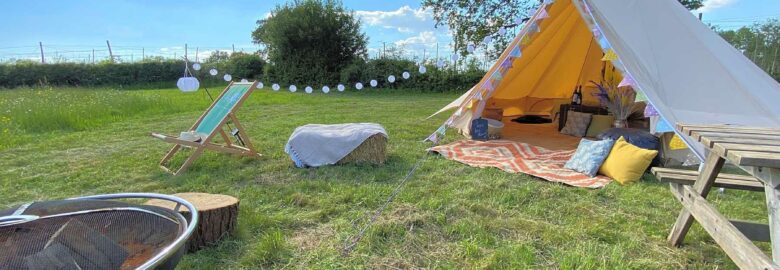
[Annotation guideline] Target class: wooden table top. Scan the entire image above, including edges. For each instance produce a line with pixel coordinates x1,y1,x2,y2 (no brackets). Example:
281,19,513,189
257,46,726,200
677,124,780,168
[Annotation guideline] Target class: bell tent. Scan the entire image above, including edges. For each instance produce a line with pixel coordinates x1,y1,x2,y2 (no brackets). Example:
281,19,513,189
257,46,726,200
430,0,780,159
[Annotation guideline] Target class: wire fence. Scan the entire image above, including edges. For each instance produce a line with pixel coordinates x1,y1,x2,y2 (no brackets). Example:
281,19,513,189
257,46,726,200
1,17,777,79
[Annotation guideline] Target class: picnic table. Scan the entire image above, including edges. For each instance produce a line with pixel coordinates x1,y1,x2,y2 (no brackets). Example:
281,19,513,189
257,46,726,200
652,124,780,269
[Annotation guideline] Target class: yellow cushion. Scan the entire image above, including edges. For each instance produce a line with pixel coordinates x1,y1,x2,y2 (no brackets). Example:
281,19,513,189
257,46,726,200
599,137,658,185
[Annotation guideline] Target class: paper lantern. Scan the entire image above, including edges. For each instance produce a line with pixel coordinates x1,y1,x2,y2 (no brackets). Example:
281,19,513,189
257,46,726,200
498,27,507,35
419,65,427,74
192,63,201,71
240,79,248,83
436,60,445,68
289,85,298,92
515,17,524,25
467,44,476,53
305,86,313,94
223,74,232,82
337,84,346,92
177,77,200,92
355,82,364,90
258,82,264,88
402,71,410,79
451,54,459,62
388,75,396,83
370,80,378,87
272,84,280,91
483,35,493,45
322,86,330,93
209,68,218,76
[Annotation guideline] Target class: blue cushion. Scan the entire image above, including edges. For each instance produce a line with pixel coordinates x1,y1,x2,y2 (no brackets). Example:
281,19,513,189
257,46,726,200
565,139,615,177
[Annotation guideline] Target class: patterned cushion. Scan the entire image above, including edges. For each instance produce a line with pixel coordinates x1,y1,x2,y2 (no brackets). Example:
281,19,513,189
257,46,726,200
561,111,593,137
565,138,615,177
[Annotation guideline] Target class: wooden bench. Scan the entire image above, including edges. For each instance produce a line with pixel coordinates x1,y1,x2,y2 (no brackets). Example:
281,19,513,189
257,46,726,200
651,167,763,192
652,167,772,244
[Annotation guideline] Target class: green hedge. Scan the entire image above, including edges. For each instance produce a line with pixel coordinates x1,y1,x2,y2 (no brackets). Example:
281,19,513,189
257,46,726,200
0,56,483,92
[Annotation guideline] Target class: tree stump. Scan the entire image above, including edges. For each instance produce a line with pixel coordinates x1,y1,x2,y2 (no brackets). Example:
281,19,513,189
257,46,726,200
145,193,239,252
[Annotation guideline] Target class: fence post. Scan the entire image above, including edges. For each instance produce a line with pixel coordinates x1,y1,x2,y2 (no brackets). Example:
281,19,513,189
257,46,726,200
39,42,45,64
106,40,114,63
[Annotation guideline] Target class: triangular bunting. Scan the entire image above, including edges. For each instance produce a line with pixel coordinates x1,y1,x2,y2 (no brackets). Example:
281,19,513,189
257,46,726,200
592,28,601,38
521,35,532,46
426,132,439,144
601,49,618,61
500,58,513,70
509,45,522,58
618,75,636,88
492,71,504,81
529,22,540,33
436,125,447,136
536,8,549,20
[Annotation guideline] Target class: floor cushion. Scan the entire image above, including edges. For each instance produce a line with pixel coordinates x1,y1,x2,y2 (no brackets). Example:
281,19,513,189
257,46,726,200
586,115,615,138
565,138,616,177
597,128,661,166
560,111,592,137
599,137,658,184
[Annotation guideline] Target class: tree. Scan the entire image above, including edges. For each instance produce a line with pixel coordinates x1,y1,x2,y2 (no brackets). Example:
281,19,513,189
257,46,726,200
422,0,705,58
252,0,367,85
717,20,780,81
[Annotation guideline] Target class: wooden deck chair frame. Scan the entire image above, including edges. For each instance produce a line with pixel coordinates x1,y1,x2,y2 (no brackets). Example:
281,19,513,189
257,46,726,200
151,81,261,175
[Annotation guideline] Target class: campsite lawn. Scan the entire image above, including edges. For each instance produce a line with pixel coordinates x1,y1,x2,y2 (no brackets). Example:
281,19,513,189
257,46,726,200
0,87,771,269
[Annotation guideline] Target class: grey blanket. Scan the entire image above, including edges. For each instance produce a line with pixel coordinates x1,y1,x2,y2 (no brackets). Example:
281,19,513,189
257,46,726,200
285,123,388,168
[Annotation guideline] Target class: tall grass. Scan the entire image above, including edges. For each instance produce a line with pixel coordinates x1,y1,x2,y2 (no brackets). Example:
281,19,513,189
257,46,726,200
0,88,210,149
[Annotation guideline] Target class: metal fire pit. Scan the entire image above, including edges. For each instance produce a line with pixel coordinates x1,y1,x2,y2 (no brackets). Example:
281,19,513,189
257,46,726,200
0,193,199,270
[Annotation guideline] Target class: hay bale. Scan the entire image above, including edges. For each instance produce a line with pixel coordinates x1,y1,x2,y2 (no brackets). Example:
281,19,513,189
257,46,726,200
337,134,387,165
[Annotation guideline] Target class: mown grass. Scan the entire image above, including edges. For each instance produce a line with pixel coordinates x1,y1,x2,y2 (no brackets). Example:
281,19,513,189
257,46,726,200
0,87,770,269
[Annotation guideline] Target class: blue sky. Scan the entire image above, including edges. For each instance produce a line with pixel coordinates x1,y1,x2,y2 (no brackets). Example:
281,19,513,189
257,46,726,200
0,0,777,62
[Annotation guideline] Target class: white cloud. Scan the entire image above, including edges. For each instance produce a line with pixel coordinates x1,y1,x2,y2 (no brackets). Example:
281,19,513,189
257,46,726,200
697,0,737,13
356,6,439,34
394,31,438,48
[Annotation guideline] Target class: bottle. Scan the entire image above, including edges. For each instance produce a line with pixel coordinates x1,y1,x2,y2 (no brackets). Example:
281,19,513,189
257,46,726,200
577,86,583,105
571,86,579,105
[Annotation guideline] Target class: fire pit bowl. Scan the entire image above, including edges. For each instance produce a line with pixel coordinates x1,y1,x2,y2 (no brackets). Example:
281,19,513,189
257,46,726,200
0,193,199,270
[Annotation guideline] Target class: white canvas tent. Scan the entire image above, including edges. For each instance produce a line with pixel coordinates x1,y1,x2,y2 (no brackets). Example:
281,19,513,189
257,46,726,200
431,0,780,159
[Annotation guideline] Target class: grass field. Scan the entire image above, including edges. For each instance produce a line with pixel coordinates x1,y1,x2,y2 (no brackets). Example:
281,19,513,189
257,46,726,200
0,86,771,269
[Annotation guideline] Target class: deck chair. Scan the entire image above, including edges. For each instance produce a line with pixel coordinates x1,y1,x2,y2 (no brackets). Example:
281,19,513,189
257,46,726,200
151,81,261,175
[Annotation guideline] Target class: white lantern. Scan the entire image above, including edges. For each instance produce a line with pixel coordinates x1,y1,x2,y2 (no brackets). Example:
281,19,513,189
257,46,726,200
322,86,330,93
483,35,493,45
209,68,218,76
419,65,427,74
515,17,524,25
192,63,202,71
272,84,280,91
370,80,378,87
451,54,459,62
388,75,396,83
258,82,264,88
355,82,364,90
223,74,232,82
337,84,346,92
467,44,476,53
177,77,200,92
240,79,248,83
437,59,445,68
402,71,411,79
305,86,313,94
498,27,507,35
289,85,297,92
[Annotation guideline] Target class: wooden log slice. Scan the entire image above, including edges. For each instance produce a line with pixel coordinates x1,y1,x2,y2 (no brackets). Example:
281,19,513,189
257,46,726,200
145,193,239,252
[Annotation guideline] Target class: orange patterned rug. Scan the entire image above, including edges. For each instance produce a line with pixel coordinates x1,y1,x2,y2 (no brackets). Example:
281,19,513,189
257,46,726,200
430,140,613,188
